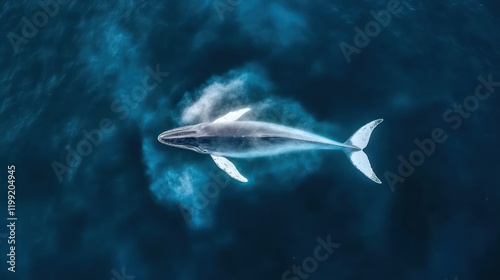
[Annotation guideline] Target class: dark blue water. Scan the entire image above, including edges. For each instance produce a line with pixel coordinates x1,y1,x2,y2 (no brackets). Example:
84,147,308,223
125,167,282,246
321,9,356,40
1,0,500,279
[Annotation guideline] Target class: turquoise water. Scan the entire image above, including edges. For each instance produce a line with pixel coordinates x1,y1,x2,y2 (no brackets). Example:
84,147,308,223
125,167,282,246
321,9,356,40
1,0,500,279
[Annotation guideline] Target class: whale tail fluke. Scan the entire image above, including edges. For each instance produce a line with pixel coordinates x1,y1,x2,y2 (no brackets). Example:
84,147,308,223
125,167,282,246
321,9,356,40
343,119,383,184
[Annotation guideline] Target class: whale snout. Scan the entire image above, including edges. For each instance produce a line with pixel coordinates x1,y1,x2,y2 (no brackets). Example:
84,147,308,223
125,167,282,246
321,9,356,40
157,132,169,144
157,125,198,145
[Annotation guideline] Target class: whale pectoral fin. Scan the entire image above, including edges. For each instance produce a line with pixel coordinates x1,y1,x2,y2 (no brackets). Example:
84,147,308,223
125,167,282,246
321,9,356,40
210,155,248,183
212,108,251,123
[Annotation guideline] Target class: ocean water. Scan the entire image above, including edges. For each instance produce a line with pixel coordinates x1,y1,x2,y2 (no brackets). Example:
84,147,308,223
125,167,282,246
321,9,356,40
1,0,500,279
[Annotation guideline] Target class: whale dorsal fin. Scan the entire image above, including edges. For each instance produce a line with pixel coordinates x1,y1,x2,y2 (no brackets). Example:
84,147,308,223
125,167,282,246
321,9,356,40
210,155,248,183
212,108,251,123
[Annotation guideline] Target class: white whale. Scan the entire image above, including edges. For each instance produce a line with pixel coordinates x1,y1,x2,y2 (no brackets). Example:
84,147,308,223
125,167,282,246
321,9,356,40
158,108,383,184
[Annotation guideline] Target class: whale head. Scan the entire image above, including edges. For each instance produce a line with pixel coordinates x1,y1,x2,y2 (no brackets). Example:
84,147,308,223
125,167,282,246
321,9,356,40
157,124,209,154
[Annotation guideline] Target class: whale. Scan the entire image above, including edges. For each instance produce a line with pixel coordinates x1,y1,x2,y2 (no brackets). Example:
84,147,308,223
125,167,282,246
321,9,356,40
158,108,383,184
